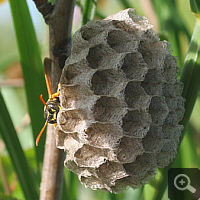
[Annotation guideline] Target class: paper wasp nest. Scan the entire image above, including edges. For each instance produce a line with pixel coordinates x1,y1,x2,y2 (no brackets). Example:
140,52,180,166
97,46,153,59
55,8,185,193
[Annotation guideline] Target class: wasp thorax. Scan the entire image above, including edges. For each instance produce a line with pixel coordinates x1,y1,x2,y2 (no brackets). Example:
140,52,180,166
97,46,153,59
44,98,60,124
55,9,185,193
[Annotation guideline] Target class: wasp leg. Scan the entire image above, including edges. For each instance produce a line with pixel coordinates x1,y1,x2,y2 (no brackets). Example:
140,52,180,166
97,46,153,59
54,123,57,128
52,83,61,98
52,91,60,98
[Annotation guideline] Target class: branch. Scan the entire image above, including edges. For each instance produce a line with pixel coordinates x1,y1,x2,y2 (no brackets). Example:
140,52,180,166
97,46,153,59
32,0,53,22
33,0,76,199
49,0,75,89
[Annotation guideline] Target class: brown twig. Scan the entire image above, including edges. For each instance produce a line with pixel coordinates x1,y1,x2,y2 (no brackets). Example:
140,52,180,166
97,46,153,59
32,0,53,22
32,0,76,199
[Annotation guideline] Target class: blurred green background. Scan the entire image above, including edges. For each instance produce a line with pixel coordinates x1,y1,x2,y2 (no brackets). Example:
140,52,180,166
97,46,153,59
0,0,199,200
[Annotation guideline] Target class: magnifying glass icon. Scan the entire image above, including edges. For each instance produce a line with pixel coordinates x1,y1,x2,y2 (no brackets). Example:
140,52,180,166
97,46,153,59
174,174,196,193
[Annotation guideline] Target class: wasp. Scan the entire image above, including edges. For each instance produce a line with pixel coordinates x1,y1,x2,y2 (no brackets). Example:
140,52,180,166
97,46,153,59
36,59,61,146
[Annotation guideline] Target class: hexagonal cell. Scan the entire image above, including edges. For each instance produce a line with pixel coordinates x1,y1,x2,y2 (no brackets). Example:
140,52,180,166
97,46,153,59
161,140,177,152
156,151,176,168
162,82,184,97
164,97,178,111
123,153,156,176
149,111,167,125
164,111,178,126
121,52,148,80
117,137,144,163
164,54,179,83
80,175,109,192
70,31,89,54
149,96,169,124
142,53,166,70
55,130,83,154
91,69,126,95
110,178,130,194
124,167,156,186
86,44,119,69
81,23,104,41
107,29,138,53
141,82,163,95
96,161,128,184
145,125,163,139
60,60,91,85
144,68,166,83
177,97,185,109
149,96,168,111
138,39,167,55
140,29,159,44
124,81,151,110
58,109,90,133
74,144,108,168
142,137,165,153
85,122,123,149
64,159,81,175
162,124,182,143
176,108,185,122
138,40,167,70
60,85,98,110
93,96,127,124
122,110,151,138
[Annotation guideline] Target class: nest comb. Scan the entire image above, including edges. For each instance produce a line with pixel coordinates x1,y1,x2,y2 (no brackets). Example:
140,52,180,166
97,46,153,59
55,8,185,193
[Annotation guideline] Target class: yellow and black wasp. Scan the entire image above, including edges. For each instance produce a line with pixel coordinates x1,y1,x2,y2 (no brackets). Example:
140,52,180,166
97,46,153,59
36,60,61,146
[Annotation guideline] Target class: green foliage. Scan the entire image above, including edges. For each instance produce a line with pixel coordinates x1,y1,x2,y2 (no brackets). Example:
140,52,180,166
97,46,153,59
0,193,18,200
190,0,200,17
81,0,97,25
180,21,200,136
0,91,38,200
8,0,47,170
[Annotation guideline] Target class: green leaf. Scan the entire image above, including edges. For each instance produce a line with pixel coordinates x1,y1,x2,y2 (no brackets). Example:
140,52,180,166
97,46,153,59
152,0,191,68
8,0,48,170
63,169,78,200
179,21,200,136
0,91,39,200
190,0,200,17
0,193,18,200
117,0,132,9
81,0,97,25
76,1,105,20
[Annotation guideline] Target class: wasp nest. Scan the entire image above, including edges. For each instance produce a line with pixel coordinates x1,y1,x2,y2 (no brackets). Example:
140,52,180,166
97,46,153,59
55,8,185,193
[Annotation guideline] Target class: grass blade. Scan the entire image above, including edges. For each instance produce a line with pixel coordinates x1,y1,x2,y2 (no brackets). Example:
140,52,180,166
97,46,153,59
0,91,38,200
190,0,200,17
179,21,200,137
0,193,18,200
81,0,97,25
151,0,191,67
8,0,48,169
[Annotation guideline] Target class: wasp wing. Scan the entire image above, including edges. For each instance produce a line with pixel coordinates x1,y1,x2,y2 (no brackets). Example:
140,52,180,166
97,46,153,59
44,58,53,98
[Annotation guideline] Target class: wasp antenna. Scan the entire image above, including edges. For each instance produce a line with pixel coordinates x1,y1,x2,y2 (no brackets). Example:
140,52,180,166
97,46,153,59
40,94,49,110
36,120,48,146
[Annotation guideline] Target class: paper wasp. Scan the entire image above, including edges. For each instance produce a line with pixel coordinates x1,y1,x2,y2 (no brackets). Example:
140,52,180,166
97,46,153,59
36,59,61,146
